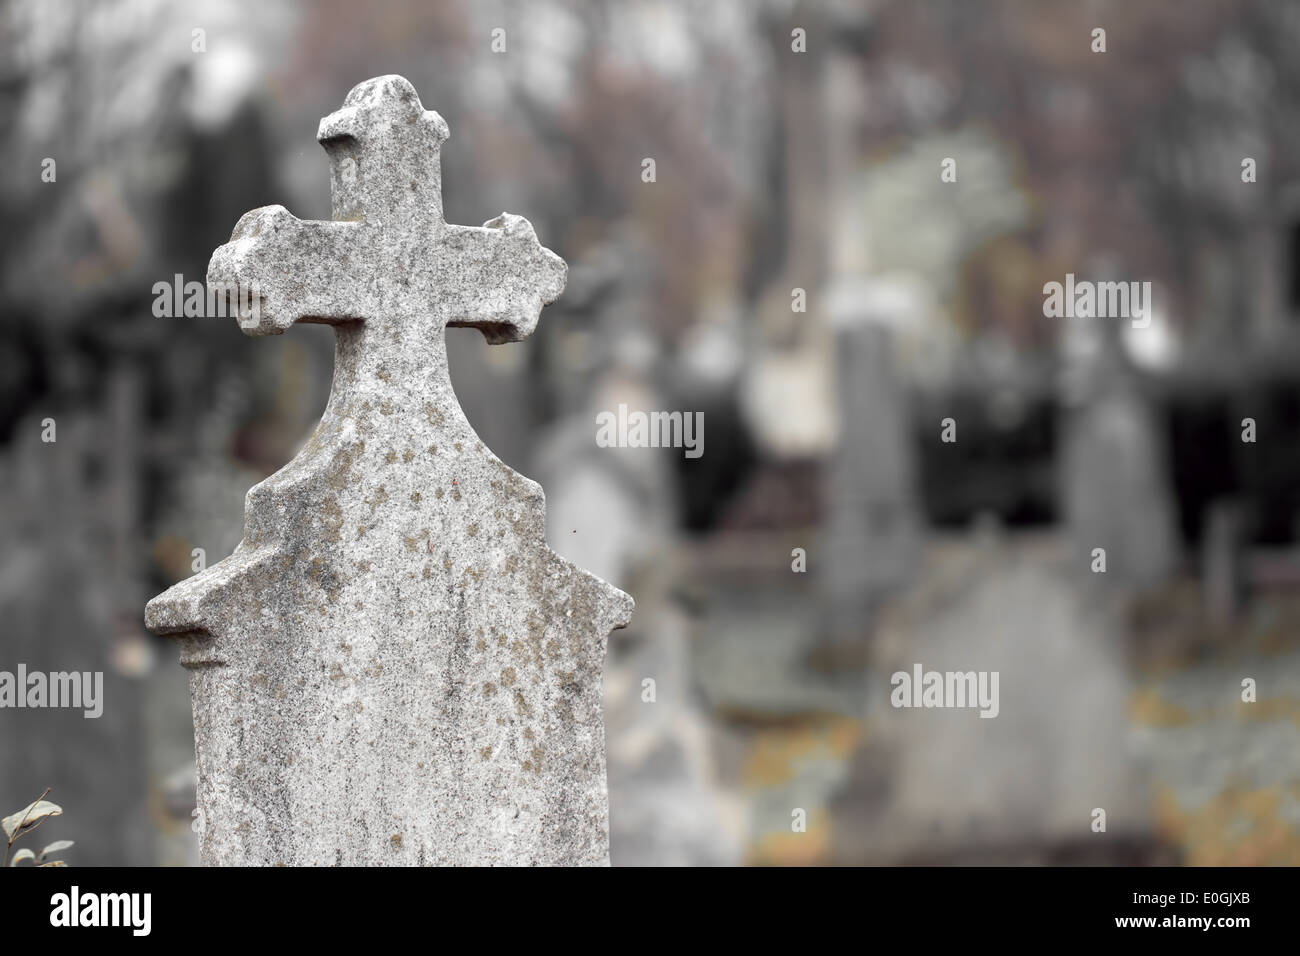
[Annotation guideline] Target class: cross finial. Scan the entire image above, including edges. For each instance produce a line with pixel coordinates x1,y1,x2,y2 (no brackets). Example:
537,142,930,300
207,75,564,344
316,74,450,224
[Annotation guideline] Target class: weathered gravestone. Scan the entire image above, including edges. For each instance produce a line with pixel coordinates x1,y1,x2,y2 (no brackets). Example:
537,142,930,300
145,75,634,866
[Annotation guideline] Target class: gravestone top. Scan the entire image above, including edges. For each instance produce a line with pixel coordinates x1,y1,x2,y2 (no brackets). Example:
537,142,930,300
145,75,634,866
209,74,566,343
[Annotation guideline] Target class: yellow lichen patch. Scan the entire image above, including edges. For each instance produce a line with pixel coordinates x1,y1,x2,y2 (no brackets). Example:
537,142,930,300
513,688,532,718
749,809,830,866
825,717,859,756
1233,695,1300,727
742,717,863,788
1128,688,1199,727
320,497,344,543
324,441,363,492
1155,783,1300,866
306,556,344,600
364,485,390,514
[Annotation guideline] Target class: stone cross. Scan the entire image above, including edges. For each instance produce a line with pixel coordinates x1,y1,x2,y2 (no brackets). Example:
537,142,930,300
145,75,634,866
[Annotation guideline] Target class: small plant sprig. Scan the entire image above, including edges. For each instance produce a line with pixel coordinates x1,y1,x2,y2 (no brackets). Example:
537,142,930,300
3,788,73,867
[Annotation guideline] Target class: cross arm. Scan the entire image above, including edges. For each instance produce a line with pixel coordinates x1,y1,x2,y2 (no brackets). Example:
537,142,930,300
438,213,567,344
207,205,371,335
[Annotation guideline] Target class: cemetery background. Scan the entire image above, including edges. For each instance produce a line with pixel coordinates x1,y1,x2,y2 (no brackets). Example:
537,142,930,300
3,0,1300,865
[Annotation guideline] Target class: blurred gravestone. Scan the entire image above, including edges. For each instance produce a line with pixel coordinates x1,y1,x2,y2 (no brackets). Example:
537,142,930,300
852,535,1150,863
0,411,150,865
818,281,922,658
536,378,741,866
1061,323,1176,591
146,76,633,865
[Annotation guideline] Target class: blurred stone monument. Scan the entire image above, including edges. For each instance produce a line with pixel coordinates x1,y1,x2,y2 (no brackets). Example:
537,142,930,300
818,279,923,659
536,346,742,866
852,534,1151,863
1061,310,1177,591
0,405,151,865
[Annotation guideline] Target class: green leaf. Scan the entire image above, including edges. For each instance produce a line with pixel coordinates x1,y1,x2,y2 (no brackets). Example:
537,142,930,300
8,848,35,865
39,840,73,862
1,800,62,839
